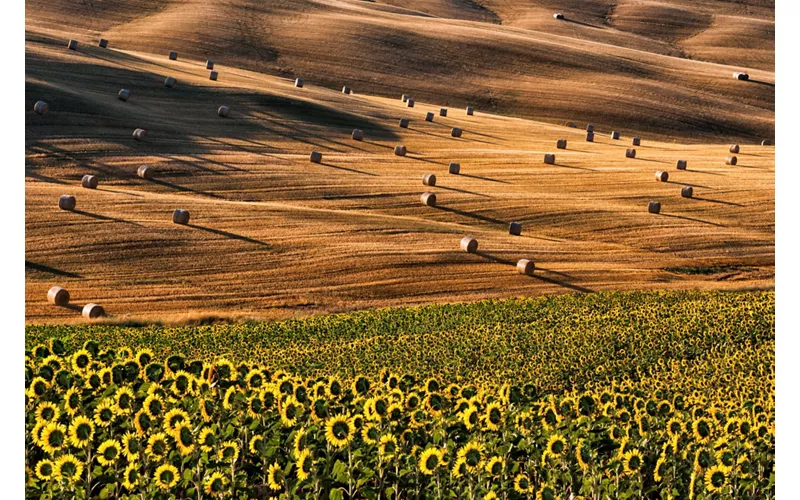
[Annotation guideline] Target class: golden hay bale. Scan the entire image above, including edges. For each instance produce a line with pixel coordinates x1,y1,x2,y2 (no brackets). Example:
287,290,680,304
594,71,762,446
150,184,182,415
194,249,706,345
422,174,436,186
295,78,304,88
81,175,98,189
425,112,434,122
209,71,219,81
729,144,740,153
448,162,460,174
137,165,154,179
565,121,577,128
351,129,364,141
466,106,474,115
394,145,407,156
82,303,105,319
655,171,669,182
218,106,231,117
172,209,190,225
586,131,594,142
632,137,641,146
626,148,636,159
310,151,322,163
648,201,661,214
132,128,148,141
676,160,687,170
726,156,738,166
556,139,567,149
99,39,108,48
164,76,176,88
761,139,772,146
681,186,694,198
517,259,535,275
509,222,522,236
421,192,436,206
118,89,130,101
460,236,478,253
342,86,351,94
451,128,463,138
67,39,78,50
440,108,447,117
206,60,214,70
47,286,70,306
399,118,409,128
611,131,621,140
59,195,76,211
34,101,49,115
544,154,555,164
553,13,565,20
169,51,178,60
407,99,415,108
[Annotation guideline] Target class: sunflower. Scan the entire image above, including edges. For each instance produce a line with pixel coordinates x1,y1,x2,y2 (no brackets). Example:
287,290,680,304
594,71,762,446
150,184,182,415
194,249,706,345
175,422,196,456
513,473,534,494
121,432,141,460
457,442,484,472
387,403,403,422
223,386,238,411
666,417,683,440
199,427,217,453
218,441,240,463
54,454,83,483
40,422,67,455
705,464,729,493
250,434,266,456
694,448,712,470
425,393,444,417
456,404,478,430
451,456,468,478
93,399,116,428
576,439,592,472
296,449,314,481
693,418,713,444
484,402,503,431
96,439,121,466
280,396,302,427
380,434,398,459
419,448,444,475
66,415,93,448
146,433,170,460
483,492,498,500
122,463,140,490
112,386,135,415
154,463,179,490
133,409,151,437
35,459,55,481
28,377,49,398
267,461,284,491
622,450,644,476
325,415,354,448
654,455,667,482
485,456,504,476
63,387,81,416
163,408,190,437
537,483,556,500
134,348,154,368
547,433,567,456
36,402,60,423
204,471,228,496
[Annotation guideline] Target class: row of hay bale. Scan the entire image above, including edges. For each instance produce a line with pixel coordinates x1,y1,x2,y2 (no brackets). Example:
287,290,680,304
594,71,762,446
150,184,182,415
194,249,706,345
47,286,104,318
459,237,535,275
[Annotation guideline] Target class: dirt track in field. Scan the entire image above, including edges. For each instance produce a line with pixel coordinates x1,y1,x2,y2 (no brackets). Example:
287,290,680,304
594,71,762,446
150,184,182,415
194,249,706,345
25,17,773,324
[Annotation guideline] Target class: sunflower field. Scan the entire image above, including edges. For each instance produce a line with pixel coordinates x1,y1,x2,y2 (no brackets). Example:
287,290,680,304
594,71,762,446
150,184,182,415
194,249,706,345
25,291,774,499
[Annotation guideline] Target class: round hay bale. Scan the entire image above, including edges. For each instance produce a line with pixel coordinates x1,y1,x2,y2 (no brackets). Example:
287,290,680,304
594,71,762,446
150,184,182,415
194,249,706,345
460,236,478,253
81,175,98,189
565,121,577,128
169,51,178,60
399,118,409,128
118,89,130,101
218,106,231,118
655,171,668,182
676,160,687,170
351,129,364,141
425,112,434,122
132,128,148,141
67,39,78,50
99,39,108,48
466,107,474,116
206,60,214,70
137,165,154,179
729,144,740,153
681,186,694,198
401,94,409,102
586,131,594,142
509,222,522,236
209,71,218,81
733,72,749,81
407,99,415,108
82,303,105,319
310,151,322,163
295,78,304,88
164,76,176,88
761,139,772,146
420,192,436,206
648,201,661,214
544,153,555,165
586,124,595,132
448,162,460,175
611,131,621,140
422,174,436,186
451,127,463,138
440,108,448,117
47,286,70,306
342,86,351,94
553,13,565,20
632,137,641,146
173,209,190,225
626,148,636,159
726,156,738,166
58,194,76,211
556,139,567,149
394,145,407,156
33,101,49,115
516,259,535,275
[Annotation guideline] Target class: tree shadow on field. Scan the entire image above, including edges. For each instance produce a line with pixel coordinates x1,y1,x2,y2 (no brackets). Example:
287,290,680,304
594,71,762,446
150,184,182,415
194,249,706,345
661,213,725,228
72,209,142,226
436,185,491,198
186,224,270,249
149,178,224,199
693,197,744,207
25,261,83,279
552,162,594,172
474,252,595,293
317,161,378,177
665,180,714,190
435,206,506,226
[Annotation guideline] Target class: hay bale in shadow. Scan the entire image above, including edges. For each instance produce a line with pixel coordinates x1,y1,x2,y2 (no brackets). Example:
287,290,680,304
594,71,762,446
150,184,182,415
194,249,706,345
218,106,231,117
681,186,694,198
206,60,214,70
394,145,407,156
626,149,636,158
209,71,218,81
82,303,104,319
733,72,749,81
310,151,322,163
460,236,478,253
422,174,436,186
517,259,535,275
761,139,772,146
451,128,462,138
399,118,409,128
544,154,555,165
342,87,351,94
118,89,130,101
509,222,522,236
425,112,434,122
407,99,415,108
34,101,49,115
59,195,76,211
173,209,190,225
729,144,740,154
676,160,687,170
352,129,364,141
611,131,621,140
295,78,304,88
47,286,70,306
553,13,565,20
99,39,108,48
164,77,176,88
466,107,474,116
648,201,661,214
726,156,738,165
586,132,594,142
401,95,410,102
586,124,595,132
556,139,567,149
169,51,178,60
137,165,154,179
421,192,436,206
440,108,447,117
133,128,148,141
632,137,641,146
68,40,78,50
81,175,98,189
655,171,668,182
448,162,460,175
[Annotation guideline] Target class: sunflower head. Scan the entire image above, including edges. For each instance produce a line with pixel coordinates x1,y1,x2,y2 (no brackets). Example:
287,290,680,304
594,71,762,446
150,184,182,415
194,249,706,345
155,463,179,490
54,454,83,483
267,462,284,491
623,450,643,475
325,415,354,448
547,433,567,456
418,448,444,475
513,473,533,494
218,441,240,463
297,449,314,482
204,471,228,496
705,464,729,493
96,439,121,466
40,422,67,455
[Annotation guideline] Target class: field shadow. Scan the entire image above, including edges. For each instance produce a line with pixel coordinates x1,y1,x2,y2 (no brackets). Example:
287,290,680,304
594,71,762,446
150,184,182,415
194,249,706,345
664,180,714,190
459,173,511,184
318,162,378,177
661,213,725,227
186,224,270,248
749,80,775,88
693,197,744,207
436,185,491,198
473,252,595,293
149,179,224,199
435,206,506,226
552,163,594,172
72,209,141,226
684,169,723,176
564,18,605,30
25,261,83,279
